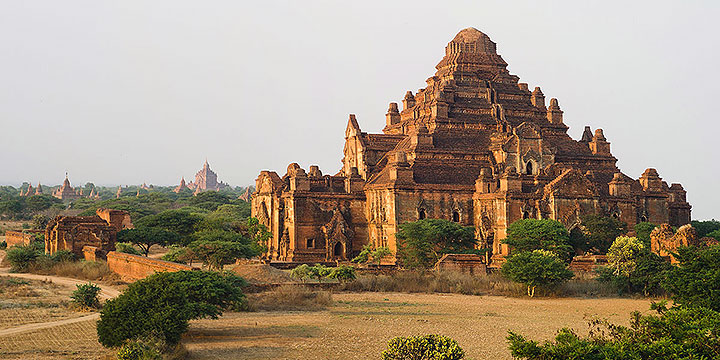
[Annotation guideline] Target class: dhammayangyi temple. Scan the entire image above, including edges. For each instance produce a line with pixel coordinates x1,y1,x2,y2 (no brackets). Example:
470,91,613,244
251,28,691,266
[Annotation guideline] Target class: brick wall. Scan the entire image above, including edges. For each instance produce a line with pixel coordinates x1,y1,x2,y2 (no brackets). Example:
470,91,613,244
434,254,487,275
4,231,37,247
106,251,192,281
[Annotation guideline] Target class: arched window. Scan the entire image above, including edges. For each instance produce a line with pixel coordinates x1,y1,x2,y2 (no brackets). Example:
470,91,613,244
526,161,534,175
418,208,426,220
452,211,460,222
333,242,344,257
640,215,648,222
523,211,531,219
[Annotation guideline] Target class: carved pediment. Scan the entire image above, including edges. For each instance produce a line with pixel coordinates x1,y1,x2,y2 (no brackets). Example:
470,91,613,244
544,169,598,198
514,122,541,139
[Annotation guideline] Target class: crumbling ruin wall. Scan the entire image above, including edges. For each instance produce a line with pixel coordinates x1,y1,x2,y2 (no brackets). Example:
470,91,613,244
106,251,192,281
4,231,37,248
650,223,699,264
434,254,487,274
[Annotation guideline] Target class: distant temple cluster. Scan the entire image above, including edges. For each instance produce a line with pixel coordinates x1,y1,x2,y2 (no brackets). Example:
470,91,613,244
174,160,230,194
19,175,99,201
251,28,691,266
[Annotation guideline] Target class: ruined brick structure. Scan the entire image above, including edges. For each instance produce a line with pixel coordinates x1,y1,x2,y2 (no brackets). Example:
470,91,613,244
252,28,691,265
45,208,133,257
650,223,702,264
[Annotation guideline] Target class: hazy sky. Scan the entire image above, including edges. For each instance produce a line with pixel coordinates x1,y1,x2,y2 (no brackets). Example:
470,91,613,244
1,1,718,219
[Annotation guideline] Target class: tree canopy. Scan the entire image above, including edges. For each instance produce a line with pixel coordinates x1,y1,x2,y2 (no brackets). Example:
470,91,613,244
395,219,478,269
503,219,574,262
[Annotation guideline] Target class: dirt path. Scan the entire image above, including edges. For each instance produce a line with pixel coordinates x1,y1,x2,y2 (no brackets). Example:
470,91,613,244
0,270,121,300
0,250,121,337
0,313,100,337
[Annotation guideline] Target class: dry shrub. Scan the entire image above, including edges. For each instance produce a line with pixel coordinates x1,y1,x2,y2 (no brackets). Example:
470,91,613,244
341,270,620,298
340,270,525,297
248,284,332,311
29,260,119,282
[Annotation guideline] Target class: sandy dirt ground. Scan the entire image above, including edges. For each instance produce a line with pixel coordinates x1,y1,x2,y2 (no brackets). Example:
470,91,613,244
184,291,653,360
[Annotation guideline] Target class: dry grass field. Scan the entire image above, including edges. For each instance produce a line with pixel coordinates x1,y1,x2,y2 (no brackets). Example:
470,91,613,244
184,292,653,360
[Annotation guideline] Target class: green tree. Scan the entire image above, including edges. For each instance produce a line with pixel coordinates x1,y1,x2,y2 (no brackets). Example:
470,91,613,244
634,221,658,248
606,236,645,276
663,246,720,311
371,247,392,266
396,219,478,269
5,244,40,272
32,214,51,230
25,195,60,213
117,228,181,256
382,334,465,360
188,191,232,211
351,244,373,264
501,250,574,297
707,229,720,242
97,271,246,348
690,220,720,238
503,219,574,262
572,215,627,253
188,240,250,270
134,209,203,242
328,265,356,282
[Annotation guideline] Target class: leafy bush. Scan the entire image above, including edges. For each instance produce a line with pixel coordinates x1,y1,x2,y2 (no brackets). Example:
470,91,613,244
597,250,671,296
382,334,465,360
161,245,195,264
663,245,720,311
97,270,247,347
396,219,478,269
115,242,142,256
308,264,332,282
328,265,356,282
507,304,720,359
503,219,573,262
50,250,76,263
501,250,573,297
290,264,312,282
71,282,101,309
6,244,41,272
116,339,161,360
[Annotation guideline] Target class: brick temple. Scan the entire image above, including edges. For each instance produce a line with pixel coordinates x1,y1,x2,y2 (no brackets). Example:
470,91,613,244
251,28,691,265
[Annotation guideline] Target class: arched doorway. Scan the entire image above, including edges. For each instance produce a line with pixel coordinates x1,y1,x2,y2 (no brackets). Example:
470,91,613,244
333,242,344,258
418,208,426,220
525,161,534,175
452,211,460,222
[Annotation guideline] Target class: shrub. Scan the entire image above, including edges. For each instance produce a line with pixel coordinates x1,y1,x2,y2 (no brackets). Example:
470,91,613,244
328,265,356,282
290,264,312,282
116,339,161,360
6,244,41,272
663,245,720,311
71,282,101,309
50,249,76,263
501,250,573,297
382,334,465,360
308,264,332,282
97,270,247,347
502,219,573,262
189,239,252,270
598,250,671,296
116,242,142,256
248,285,332,311
507,305,720,359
